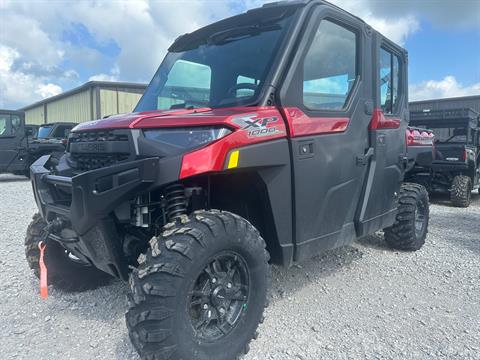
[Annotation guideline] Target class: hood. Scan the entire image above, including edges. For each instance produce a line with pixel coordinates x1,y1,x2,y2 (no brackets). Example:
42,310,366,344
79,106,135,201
72,107,276,132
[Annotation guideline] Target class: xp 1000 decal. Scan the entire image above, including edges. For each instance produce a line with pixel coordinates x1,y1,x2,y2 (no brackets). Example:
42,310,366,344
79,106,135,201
232,114,283,138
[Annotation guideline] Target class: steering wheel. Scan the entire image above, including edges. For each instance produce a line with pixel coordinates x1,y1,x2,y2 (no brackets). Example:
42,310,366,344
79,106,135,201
227,83,258,97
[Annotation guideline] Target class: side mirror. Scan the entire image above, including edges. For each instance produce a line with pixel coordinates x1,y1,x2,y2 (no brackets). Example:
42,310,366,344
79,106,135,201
25,128,34,137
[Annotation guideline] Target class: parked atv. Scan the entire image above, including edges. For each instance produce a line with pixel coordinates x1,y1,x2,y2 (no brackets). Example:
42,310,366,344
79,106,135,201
0,110,76,177
26,1,430,359
409,108,480,207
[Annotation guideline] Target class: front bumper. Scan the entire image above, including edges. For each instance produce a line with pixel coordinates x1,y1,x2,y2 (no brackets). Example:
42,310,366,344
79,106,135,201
31,155,182,279
31,155,160,235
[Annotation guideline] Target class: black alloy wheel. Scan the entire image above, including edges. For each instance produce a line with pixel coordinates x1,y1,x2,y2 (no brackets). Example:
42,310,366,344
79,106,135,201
189,252,250,342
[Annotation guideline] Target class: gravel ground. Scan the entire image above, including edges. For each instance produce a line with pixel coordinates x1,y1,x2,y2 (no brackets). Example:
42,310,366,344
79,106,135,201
0,173,479,360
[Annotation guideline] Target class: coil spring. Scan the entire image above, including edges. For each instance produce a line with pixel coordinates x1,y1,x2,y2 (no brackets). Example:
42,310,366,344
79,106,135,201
165,183,187,220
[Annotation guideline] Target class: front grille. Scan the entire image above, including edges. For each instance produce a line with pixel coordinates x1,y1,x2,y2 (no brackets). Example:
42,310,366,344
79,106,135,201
69,130,129,143
70,153,130,171
68,130,132,172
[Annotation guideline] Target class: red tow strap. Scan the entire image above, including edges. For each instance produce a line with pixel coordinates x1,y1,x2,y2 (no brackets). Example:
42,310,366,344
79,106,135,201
38,241,48,299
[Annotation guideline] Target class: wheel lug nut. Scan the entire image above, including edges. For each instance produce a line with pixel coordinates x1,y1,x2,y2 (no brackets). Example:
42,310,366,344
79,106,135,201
203,304,208,310
212,278,217,284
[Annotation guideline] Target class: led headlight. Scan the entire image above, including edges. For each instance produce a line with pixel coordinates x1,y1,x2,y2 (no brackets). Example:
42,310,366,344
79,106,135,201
143,127,232,150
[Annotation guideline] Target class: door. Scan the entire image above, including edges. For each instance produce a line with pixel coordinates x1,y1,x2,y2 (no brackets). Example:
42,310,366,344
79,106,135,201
355,37,409,236
0,113,25,172
278,7,374,261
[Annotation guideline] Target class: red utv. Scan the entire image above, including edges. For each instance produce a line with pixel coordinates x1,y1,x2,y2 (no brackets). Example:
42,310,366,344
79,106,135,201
26,1,430,359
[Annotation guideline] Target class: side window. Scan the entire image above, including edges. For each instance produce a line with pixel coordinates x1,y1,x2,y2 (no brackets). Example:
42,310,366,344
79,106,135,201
158,60,211,109
0,115,19,137
0,115,10,137
52,125,72,138
380,47,401,114
11,115,21,134
303,20,357,111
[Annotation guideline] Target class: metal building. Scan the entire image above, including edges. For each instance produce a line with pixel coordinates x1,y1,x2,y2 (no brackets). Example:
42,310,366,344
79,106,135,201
20,81,147,125
410,95,480,113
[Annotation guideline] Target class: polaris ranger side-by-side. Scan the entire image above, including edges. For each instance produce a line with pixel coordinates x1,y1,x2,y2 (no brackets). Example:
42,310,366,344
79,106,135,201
26,2,430,359
408,108,480,207
0,110,76,177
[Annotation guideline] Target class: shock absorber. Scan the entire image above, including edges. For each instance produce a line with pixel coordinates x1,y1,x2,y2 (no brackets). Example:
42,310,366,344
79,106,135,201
165,183,187,221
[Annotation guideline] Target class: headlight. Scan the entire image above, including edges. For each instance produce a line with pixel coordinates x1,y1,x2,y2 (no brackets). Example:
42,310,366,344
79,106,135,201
143,127,232,150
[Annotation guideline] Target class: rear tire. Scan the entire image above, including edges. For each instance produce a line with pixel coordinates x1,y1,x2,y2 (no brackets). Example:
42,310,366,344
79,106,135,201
25,213,112,292
126,210,269,360
384,183,429,251
450,175,472,207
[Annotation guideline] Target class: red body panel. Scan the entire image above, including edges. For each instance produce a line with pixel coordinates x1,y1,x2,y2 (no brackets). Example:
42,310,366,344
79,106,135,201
72,107,287,179
369,108,401,130
179,108,286,178
73,107,283,131
72,108,228,132
72,106,359,180
281,107,350,137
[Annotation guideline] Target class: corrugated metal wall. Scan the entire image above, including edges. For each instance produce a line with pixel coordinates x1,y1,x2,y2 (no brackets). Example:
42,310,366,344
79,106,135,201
100,89,142,118
46,90,92,123
100,89,117,119
25,106,45,125
118,91,142,114
21,82,146,124
410,95,480,113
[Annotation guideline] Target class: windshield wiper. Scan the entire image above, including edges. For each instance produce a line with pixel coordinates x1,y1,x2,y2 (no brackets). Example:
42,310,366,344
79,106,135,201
207,24,281,45
170,103,194,110
170,9,290,52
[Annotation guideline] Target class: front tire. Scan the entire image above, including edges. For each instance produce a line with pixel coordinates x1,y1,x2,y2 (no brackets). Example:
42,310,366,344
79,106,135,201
126,210,269,360
384,183,429,251
25,213,112,292
450,175,472,207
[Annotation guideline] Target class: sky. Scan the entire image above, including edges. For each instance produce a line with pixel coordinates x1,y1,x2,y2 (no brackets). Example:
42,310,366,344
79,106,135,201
0,0,479,109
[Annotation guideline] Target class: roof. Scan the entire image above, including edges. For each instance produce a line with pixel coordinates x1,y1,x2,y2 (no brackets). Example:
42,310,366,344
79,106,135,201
410,95,480,106
410,95,480,116
410,108,479,128
19,81,147,111
39,122,78,126
0,109,24,115
172,0,404,55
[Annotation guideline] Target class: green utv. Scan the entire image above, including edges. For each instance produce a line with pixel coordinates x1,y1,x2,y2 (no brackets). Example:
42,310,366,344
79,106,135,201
0,109,76,177
25,1,430,359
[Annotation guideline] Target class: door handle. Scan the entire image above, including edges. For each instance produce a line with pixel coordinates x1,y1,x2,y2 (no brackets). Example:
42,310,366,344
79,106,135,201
298,142,314,159
356,148,374,166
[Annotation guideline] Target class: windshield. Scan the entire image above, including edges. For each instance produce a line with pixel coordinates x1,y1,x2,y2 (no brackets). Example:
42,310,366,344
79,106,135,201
37,125,53,138
135,9,295,112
